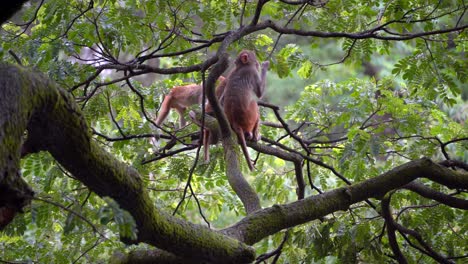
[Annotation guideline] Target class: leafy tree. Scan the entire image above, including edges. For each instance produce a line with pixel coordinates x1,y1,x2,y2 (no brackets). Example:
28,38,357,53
0,0,467,263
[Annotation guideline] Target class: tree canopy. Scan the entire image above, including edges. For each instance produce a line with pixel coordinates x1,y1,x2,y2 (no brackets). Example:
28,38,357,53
0,0,467,263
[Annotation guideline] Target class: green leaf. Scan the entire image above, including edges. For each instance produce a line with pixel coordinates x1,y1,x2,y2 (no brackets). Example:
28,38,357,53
297,60,313,79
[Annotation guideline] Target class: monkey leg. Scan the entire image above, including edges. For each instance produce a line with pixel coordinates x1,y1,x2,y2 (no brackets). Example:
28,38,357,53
175,107,187,128
232,125,255,171
243,102,260,141
155,95,173,126
252,113,261,142
189,110,221,162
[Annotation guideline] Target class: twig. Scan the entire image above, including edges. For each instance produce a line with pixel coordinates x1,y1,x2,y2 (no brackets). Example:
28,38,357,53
255,230,290,263
8,50,22,65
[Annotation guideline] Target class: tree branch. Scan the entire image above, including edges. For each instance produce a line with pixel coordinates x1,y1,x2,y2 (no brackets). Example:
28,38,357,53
221,158,467,245
381,193,408,264
403,182,468,210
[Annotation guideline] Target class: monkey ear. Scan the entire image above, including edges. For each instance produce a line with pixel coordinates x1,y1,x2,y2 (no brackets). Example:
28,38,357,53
240,53,249,64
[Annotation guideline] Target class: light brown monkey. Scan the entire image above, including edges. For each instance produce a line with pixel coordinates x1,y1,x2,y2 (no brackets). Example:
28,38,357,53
154,76,226,128
222,50,269,171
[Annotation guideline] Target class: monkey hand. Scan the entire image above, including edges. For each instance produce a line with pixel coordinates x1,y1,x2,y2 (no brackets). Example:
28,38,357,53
261,61,270,70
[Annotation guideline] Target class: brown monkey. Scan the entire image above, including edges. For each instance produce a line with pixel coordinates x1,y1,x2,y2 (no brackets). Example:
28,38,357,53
154,76,226,128
222,50,269,171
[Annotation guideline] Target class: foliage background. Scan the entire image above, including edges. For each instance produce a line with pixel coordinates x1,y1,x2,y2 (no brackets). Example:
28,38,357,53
0,0,467,263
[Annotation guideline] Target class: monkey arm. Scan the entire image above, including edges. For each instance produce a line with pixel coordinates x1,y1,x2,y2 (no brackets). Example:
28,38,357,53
256,61,269,99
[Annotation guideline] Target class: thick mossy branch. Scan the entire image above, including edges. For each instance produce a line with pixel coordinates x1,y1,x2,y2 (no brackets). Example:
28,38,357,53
0,64,50,227
0,64,254,263
221,158,467,245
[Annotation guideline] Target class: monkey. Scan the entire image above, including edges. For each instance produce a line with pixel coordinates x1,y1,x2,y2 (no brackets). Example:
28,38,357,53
155,83,199,128
154,76,226,128
151,77,226,150
222,50,269,171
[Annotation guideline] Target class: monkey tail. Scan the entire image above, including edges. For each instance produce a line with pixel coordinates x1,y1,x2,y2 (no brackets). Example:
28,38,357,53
237,130,255,171
155,94,173,126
